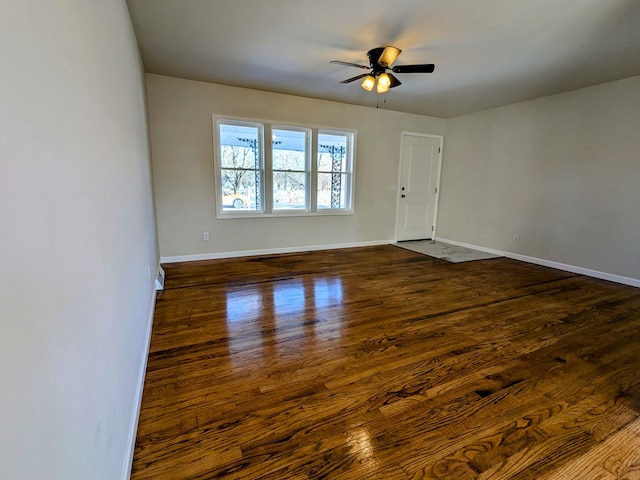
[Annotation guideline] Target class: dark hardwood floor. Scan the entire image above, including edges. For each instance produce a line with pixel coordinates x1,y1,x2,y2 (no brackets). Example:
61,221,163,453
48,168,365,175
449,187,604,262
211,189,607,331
131,245,640,479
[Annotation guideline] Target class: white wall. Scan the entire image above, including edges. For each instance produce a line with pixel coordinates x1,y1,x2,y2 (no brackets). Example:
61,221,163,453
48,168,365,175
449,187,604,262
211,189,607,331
0,1,158,479
438,76,640,281
146,74,445,260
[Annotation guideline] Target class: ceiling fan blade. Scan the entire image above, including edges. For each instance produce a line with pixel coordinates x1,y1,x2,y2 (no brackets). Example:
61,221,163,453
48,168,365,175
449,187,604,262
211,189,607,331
392,64,435,74
340,73,370,84
330,60,370,70
388,73,402,88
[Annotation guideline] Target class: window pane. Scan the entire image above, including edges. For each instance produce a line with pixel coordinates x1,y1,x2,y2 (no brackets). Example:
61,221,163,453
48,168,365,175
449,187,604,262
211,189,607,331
318,133,347,172
218,122,262,211
219,125,260,168
273,172,307,210
317,173,348,209
272,129,307,170
221,169,261,211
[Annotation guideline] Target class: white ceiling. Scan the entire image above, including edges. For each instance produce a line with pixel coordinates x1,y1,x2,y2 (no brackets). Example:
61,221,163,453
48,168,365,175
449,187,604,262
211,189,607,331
126,0,640,118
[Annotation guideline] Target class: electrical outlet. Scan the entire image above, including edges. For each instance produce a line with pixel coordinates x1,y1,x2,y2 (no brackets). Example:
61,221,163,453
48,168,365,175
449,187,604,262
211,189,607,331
203,232,210,241
513,233,520,242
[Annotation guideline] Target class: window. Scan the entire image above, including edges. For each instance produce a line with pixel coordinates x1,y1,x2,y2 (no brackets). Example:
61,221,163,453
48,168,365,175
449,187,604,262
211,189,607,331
317,132,351,210
214,116,354,217
218,121,263,212
272,127,310,211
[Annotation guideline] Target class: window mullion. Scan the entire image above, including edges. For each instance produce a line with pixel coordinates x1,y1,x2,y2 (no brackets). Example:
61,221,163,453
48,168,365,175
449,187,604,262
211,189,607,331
263,123,273,213
310,128,318,212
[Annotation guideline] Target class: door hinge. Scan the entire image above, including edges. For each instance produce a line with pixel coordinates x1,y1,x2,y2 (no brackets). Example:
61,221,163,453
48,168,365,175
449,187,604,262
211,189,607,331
438,147,441,153
431,225,434,231
435,187,438,194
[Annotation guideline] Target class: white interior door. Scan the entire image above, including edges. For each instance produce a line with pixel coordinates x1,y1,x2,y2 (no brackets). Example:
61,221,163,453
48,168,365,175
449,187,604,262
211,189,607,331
396,134,442,241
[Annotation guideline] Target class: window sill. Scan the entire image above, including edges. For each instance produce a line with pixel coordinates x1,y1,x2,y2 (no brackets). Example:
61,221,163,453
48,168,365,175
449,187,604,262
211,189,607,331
216,210,354,220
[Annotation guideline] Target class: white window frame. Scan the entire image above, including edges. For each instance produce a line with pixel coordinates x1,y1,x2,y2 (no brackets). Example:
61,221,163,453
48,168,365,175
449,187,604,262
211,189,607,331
214,119,265,215
316,129,355,212
213,115,356,219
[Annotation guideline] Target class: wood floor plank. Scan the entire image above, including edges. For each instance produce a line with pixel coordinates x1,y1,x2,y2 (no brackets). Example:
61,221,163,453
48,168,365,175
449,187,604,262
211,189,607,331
131,246,640,479
538,417,640,479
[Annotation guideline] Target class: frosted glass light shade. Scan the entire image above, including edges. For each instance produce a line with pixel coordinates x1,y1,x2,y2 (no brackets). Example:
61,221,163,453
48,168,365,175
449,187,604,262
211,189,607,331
361,75,375,91
377,73,391,93
378,46,401,67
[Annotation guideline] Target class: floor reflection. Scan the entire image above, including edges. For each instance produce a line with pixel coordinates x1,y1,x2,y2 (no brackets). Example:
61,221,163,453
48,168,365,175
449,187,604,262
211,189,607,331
313,276,344,342
348,427,379,469
313,277,343,309
225,287,263,324
224,276,345,366
273,279,305,317
224,286,265,369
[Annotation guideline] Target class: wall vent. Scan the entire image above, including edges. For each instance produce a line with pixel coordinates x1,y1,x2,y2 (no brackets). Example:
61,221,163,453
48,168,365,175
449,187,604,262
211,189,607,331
155,266,165,291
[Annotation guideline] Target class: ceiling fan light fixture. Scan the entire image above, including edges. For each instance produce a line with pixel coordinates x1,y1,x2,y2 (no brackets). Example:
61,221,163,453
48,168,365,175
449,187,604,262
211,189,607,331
378,46,401,67
361,75,376,91
377,73,391,93
333,46,434,93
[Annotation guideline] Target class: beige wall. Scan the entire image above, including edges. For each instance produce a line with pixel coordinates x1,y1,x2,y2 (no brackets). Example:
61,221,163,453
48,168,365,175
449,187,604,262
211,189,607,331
146,74,445,259
438,76,640,280
0,1,158,479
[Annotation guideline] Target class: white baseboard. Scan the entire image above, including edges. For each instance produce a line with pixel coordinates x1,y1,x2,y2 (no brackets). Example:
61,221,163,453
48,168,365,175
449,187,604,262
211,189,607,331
436,237,640,288
160,239,394,264
121,288,156,480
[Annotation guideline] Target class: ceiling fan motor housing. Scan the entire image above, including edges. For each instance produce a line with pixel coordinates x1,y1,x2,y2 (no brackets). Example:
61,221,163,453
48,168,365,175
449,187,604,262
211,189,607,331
367,47,387,74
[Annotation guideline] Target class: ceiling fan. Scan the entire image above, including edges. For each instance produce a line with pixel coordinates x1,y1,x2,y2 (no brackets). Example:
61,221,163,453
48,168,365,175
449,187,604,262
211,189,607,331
331,46,435,93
